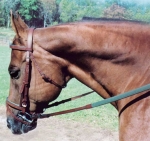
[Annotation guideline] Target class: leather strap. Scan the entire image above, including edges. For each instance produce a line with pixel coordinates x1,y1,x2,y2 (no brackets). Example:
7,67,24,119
46,91,94,108
30,53,66,88
33,104,92,119
42,83,150,118
7,28,35,124
27,28,35,49
6,98,24,111
10,45,32,51
7,104,32,125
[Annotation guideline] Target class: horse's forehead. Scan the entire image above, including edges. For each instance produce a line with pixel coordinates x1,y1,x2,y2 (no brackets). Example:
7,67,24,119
11,50,26,65
10,36,27,64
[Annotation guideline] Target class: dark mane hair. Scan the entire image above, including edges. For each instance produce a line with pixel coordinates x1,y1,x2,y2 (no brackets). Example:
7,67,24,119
82,17,149,24
52,16,149,28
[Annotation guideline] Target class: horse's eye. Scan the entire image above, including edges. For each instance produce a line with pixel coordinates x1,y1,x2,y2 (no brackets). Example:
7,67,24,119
9,68,20,79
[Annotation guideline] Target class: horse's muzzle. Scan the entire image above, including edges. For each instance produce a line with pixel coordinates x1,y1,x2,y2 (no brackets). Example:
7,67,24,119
7,115,37,134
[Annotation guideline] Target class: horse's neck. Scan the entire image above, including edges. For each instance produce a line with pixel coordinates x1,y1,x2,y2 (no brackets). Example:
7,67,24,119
34,23,150,107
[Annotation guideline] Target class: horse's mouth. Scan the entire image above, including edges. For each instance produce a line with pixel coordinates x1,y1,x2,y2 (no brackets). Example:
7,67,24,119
7,117,37,134
21,122,37,134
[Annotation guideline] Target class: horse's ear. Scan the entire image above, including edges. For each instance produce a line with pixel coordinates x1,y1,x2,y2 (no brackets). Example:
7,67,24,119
10,10,17,34
10,11,28,38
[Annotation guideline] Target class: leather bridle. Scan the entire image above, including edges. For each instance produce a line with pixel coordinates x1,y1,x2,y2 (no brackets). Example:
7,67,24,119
6,28,150,126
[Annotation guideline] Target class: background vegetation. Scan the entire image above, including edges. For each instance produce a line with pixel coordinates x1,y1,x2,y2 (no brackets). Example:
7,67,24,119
0,0,150,28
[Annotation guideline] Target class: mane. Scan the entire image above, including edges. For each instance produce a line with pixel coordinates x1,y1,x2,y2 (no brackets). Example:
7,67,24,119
82,17,148,25
48,17,149,28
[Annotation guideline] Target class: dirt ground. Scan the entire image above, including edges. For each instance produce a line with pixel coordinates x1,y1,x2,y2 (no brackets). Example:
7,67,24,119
0,106,118,141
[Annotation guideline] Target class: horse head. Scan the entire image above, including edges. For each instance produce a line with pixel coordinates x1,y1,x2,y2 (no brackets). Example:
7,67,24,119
6,12,71,134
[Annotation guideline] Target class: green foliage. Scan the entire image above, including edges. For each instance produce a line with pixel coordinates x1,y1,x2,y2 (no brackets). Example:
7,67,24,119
2,0,43,27
41,0,57,27
59,0,79,22
1,0,150,27
105,0,118,6
18,0,43,27
59,0,104,23
135,10,150,22
125,4,150,22
0,0,4,26
3,0,21,27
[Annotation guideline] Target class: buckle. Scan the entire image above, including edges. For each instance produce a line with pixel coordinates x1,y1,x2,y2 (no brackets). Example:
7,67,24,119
17,112,34,124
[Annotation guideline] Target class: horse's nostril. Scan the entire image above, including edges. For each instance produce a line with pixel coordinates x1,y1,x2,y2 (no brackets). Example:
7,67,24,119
11,125,22,134
7,119,11,129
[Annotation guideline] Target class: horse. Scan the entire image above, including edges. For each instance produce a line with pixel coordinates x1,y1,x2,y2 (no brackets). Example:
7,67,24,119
6,12,150,141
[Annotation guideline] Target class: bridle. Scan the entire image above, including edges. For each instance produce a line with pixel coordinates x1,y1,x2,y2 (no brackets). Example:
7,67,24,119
6,28,66,125
6,28,36,125
6,28,150,126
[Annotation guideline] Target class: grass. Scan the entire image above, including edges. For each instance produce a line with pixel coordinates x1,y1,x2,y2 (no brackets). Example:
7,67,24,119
0,28,118,131
0,45,10,104
0,28,13,104
0,27,14,38
48,80,118,130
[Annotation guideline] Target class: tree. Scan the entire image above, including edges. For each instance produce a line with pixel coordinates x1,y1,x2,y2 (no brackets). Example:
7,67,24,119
126,5,150,22
18,0,43,27
3,0,21,28
0,0,4,26
105,0,119,7
59,0,77,22
40,0,57,27
59,0,103,23
103,4,126,19
3,0,44,27
79,0,104,18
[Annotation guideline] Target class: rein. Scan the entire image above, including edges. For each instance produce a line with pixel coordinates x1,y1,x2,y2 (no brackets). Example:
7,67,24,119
32,83,150,119
6,28,150,125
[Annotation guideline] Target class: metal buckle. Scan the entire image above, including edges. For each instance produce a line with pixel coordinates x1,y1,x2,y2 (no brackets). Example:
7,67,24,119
17,112,34,124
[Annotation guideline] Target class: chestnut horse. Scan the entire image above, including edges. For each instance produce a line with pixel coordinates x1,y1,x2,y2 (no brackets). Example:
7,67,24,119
6,13,150,141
